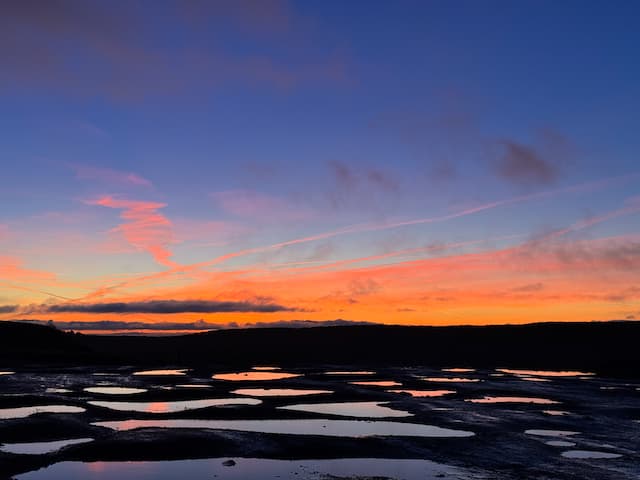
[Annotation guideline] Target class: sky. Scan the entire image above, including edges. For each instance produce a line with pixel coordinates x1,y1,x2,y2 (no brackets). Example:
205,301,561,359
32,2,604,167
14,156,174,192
1,0,639,333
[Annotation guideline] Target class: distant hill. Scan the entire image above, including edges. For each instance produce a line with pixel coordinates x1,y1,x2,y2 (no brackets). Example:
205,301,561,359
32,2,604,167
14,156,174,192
1,321,638,376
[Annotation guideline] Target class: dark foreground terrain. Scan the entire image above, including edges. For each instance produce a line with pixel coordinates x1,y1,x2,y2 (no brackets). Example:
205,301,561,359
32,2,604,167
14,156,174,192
0,322,638,479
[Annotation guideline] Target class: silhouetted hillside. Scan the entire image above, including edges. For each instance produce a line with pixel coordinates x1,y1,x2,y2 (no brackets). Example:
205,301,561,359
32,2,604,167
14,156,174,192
1,321,638,376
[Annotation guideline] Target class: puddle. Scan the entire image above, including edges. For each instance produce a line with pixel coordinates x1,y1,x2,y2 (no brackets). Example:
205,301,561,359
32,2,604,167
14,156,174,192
467,396,559,404
212,372,300,381
442,368,475,373
1,438,93,455
543,410,569,416
14,457,470,480
350,381,401,387
252,366,280,371
88,398,261,413
45,388,72,394
497,369,594,377
175,384,212,389
0,405,86,419
421,377,481,383
0,371,15,375
519,377,551,382
133,369,188,376
546,440,576,447
93,418,475,438
324,371,375,375
84,387,148,395
232,388,332,397
388,389,455,397
561,450,622,459
525,429,579,437
278,401,412,418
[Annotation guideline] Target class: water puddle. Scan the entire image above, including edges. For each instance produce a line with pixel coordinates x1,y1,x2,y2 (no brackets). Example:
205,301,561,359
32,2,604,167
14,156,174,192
0,405,86,420
93,418,475,438
278,401,412,418
324,371,375,375
1,438,93,455
525,429,579,437
252,366,280,371
467,396,559,404
388,389,455,397
519,377,551,382
45,388,72,394
350,381,401,387
175,384,212,389
497,369,594,377
0,371,15,375
212,372,301,381
84,387,148,395
543,410,569,416
88,398,261,413
232,388,332,397
133,369,188,376
421,377,481,383
545,440,576,447
442,368,475,373
561,450,622,459
14,457,470,480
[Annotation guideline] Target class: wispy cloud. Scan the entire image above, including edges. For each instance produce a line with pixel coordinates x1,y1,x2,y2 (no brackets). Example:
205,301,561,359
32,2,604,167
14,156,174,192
74,165,152,187
211,189,310,221
86,196,177,267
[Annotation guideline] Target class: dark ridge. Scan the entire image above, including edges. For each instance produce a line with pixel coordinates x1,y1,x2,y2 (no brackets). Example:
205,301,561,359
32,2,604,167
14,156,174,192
1,321,638,377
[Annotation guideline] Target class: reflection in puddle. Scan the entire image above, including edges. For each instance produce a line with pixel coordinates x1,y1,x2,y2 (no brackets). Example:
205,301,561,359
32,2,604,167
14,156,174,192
45,388,72,394
421,377,481,383
546,440,576,447
324,371,375,375
497,369,594,377
84,387,148,395
88,398,261,413
252,366,280,371
525,429,579,437
388,390,455,398
0,371,15,375
0,405,86,419
442,368,475,373
561,450,622,459
93,418,475,438
133,369,188,376
350,381,401,387
467,396,559,404
543,410,569,416
212,372,300,381
175,384,212,389
15,457,469,480
232,388,332,397
519,377,551,382
279,401,412,418
1,438,93,455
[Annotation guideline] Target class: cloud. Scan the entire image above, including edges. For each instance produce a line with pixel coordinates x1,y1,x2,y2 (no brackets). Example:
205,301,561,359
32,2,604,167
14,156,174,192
86,196,176,267
211,189,310,221
0,0,349,99
0,305,18,314
327,161,400,208
494,140,559,186
74,165,152,187
510,283,545,292
27,299,298,314
16,318,373,331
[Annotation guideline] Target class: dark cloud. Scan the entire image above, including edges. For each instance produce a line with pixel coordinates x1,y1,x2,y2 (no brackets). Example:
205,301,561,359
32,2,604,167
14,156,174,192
510,283,545,292
348,278,381,296
327,161,400,209
27,299,299,314
0,305,18,314
0,0,348,99
16,318,376,332
494,140,559,186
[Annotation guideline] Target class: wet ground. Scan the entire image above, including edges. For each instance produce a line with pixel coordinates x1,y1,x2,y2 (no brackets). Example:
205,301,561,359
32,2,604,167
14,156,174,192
0,365,638,479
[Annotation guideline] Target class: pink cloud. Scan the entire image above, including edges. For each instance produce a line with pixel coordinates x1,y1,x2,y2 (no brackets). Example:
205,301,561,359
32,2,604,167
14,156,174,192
86,196,177,268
